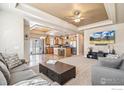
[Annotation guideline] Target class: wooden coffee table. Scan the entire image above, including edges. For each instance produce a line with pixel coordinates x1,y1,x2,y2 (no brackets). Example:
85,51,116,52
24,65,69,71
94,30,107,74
39,61,76,85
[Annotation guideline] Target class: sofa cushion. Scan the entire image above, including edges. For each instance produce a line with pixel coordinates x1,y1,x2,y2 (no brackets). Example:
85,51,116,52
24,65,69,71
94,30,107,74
98,57,122,68
0,71,7,85
10,64,29,73
119,60,124,71
10,70,38,85
0,61,10,84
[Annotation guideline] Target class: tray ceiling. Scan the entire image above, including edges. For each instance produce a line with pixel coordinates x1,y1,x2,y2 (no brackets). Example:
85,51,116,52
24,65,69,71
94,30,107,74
27,3,108,27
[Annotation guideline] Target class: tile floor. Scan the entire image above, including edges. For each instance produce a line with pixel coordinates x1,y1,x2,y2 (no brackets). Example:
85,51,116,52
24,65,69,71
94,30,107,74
29,54,64,66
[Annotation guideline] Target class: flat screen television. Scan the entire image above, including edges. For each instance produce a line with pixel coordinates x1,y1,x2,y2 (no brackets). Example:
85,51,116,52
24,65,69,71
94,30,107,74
90,30,115,45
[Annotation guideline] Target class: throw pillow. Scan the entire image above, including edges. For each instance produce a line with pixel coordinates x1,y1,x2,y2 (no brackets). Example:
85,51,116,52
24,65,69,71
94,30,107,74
0,71,7,85
0,53,5,62
4,54,23,69
119,60,124,71
14,78,51,86
0,53,9,69
106,54,120,59
98,57,122,68
0,61,10,84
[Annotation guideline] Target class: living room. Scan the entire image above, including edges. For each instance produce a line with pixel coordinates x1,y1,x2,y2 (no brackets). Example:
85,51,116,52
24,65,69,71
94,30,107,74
0,2,124,91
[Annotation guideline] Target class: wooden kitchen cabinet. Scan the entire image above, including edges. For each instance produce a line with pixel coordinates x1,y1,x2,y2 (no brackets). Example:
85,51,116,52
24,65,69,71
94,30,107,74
45,36,50,45
61,37,65,45
54,36,59,45
46,48,53,54
66,48,72,57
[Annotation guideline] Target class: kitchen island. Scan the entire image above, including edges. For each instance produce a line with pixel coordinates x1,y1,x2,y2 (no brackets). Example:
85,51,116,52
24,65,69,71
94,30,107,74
54,47,72,57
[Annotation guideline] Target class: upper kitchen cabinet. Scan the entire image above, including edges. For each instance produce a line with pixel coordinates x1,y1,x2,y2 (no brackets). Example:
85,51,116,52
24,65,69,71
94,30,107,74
54,36,59,45
45,36,50,45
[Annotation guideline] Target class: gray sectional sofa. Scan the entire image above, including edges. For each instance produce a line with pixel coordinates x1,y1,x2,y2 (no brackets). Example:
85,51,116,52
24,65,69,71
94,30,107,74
0,53,40,85
0,53,58,86
92,56,124,85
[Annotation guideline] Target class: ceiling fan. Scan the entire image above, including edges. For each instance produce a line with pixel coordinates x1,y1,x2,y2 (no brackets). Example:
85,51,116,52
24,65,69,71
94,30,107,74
65,10,86,23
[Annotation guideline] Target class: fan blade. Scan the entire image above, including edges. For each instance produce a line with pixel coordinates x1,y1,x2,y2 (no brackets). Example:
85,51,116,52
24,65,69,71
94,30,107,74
80,15,92,19
80,17,85,20
65,16,76,20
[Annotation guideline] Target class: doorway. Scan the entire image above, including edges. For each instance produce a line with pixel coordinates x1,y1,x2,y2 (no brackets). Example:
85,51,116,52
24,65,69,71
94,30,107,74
30,38,44,55
29,38,44,66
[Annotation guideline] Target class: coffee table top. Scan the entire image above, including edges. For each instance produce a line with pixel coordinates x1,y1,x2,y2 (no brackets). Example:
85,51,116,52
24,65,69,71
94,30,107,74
39,61,75,74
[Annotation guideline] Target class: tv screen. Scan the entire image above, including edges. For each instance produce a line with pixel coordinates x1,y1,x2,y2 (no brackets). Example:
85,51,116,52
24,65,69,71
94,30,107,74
90,30,115,44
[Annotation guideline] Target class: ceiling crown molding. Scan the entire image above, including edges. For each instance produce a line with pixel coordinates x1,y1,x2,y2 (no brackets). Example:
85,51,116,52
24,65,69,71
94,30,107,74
78,3,116,31
1,3,116,33
78,20,113,31
104,3,116,24
15,4,78,33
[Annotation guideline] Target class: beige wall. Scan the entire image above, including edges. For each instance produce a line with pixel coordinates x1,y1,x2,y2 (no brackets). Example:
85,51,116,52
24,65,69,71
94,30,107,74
84,23,124,57
0,10,24,59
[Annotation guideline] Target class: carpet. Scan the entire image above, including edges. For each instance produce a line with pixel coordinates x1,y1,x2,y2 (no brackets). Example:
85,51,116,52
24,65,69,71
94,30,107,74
31,55,97,85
